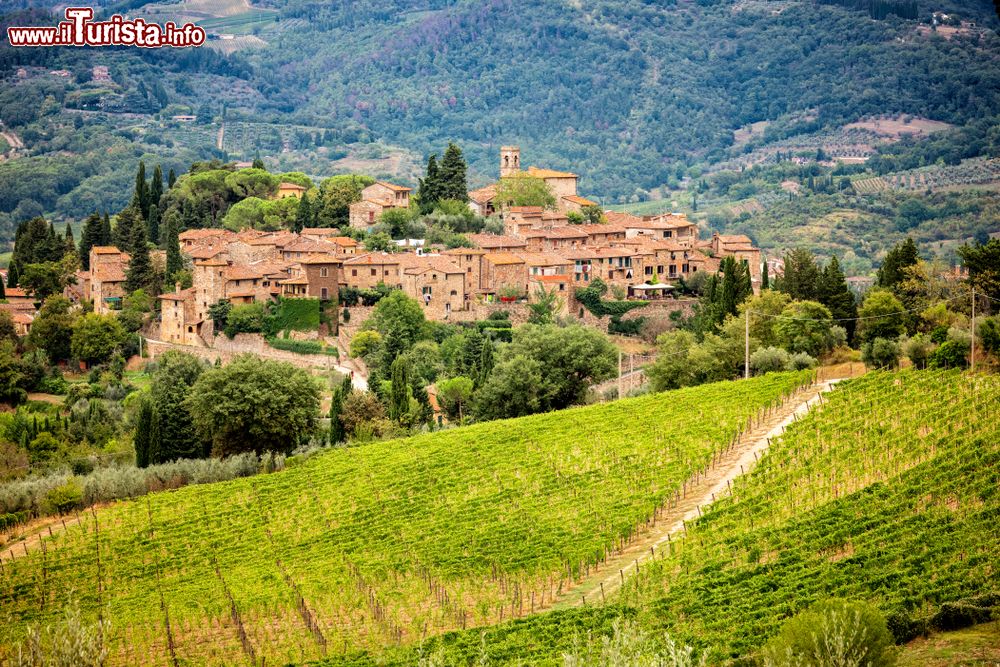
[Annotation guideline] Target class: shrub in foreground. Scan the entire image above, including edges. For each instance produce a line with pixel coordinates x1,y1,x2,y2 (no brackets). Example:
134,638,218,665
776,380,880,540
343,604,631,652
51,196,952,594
761,599,896,667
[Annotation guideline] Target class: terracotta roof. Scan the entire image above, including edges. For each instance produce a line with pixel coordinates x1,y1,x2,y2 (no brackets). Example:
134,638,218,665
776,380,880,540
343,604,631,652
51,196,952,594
12,313,33,325
283,239,338,253
716,234,754,245
403,256,464,275
645,213,696,228
91,245,124,255
441,247,486,256
531,274,571,283
187,245,225,260
179,229,232,241
224,266,264,280
4,287,31,298
194,258,229,267
526,166,577,179
373,181,412,193
343,253,403,266
557,248,601,260
298,254,343,265
468,183,497,203
577,223,626,234
301,227,340,236
509,206,544,214
517,252,572,266
279,275,309,285
0,301,35,312
92,265,126,282
562,194,598,207
483,252,525,266
330,236,358,247
278,182,306,191
158,287,195,302
468,234,527,249
603,211,645,227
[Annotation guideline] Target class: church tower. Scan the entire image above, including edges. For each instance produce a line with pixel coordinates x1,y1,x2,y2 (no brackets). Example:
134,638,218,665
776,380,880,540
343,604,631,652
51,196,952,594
500,146,520,178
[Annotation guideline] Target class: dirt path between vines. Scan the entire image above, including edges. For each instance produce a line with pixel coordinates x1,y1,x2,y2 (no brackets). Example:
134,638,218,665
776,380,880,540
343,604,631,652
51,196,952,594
1,511,88,565
540,379,839,611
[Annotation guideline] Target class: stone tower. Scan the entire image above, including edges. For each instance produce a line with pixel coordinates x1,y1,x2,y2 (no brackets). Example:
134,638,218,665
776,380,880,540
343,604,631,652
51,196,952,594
500,145,521,178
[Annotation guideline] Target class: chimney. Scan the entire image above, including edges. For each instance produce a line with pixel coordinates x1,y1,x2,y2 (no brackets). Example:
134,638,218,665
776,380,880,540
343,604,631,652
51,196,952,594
175,282,181,293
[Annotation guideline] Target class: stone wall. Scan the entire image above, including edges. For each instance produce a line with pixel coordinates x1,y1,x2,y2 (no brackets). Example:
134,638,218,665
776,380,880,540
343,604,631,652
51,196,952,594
146,334,343,373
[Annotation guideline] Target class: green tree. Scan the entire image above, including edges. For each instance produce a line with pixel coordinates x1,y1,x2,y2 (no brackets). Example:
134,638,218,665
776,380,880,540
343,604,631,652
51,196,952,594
366,291,426,363
71,313,126,366
763,599,896,667
473,354,543,421
777,248,820,301
317,174,374,227
857,289,907,344
133,161,150,218
224,168,279,199
877,237,920,291
528,285,562,324
150,350,206,462
185,355,320,456
581,205,605,224
438,142,468,202
164,213,183,279
124,211,154,294
957,238,1000,304
20,262,68,300
0,341,27,406
167,168,177,189
817,255,858,342
761,259,769,289
149,164,164,213
437,375,474,423
78,212,103,270
417,154,442,213
27,295,76,361
133,394,156,468
294,191,312,233
773,300,835,357
494,174,557,210
388,356,410,423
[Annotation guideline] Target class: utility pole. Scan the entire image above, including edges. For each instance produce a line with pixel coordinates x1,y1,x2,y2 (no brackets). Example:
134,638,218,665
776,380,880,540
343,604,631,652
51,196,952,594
971,287,976,372
744,308,750,379
618,350,623,400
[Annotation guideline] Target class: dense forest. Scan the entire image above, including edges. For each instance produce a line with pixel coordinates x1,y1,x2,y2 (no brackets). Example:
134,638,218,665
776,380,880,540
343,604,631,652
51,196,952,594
0,0,998,246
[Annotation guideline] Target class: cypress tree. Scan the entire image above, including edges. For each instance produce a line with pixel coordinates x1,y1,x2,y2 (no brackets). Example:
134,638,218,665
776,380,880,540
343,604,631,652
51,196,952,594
417,154,441,213
147,205,160,246
761,258,769,289
388,357,410,423
134,398,153,468
438,142,468,202
125,209,154,293
63,222,75,255
477,338,494,388
101,212,112,244
294,192,312,233
819,255,858,342
133,161,150,218
0,272,6,299
7,263,18,288
167,168,177,189
328,384,346,444
876,237,920,290
164,214,183,280
150,164,164,212
252,154,265,170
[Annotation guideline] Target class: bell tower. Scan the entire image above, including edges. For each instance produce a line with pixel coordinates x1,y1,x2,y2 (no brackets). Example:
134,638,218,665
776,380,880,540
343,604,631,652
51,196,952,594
500,145,520,178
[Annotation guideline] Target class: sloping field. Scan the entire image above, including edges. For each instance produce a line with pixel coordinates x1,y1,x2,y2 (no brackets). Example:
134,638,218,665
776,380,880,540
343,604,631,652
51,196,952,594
0,373,811,665
386,370,1000,665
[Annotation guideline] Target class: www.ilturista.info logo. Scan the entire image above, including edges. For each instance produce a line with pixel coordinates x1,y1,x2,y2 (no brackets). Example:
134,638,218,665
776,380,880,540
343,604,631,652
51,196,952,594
7,7,205,47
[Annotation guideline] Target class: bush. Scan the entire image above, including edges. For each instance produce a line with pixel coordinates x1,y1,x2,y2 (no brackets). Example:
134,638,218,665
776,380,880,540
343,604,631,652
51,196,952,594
902,334,934,369
979,317,1000,357
224,303,266,338
787,351,817,371
930,600,994,632
43,478,83,514
928,339,969,369
750,346,791,375
762,599,896,667
862,337,901,370
267,337,337,356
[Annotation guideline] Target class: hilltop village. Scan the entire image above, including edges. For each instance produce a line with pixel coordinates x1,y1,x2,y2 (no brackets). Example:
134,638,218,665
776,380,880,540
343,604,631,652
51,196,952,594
70,147,762,348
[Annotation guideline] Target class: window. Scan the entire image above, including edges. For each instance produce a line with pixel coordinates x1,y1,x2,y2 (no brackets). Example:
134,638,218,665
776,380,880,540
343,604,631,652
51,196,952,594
682,263,689,273
368,211,374,222
351,269,357,277
320,267,329,278
321,287,328,299
669,264,677,276
645,266,653,276
371,269,377,276
665,230,673,238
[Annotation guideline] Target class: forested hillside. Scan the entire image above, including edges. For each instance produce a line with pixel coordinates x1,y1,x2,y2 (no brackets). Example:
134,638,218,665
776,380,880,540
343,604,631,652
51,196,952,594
0,0,998,242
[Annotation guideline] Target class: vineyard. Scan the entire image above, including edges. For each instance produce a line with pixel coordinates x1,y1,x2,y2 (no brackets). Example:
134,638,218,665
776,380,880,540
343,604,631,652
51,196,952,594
854,157,1000,193
363,370,1000,665
0,373,811,665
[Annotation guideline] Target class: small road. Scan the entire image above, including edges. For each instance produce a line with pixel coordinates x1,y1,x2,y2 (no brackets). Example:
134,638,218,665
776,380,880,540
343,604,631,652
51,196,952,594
538,379,839,611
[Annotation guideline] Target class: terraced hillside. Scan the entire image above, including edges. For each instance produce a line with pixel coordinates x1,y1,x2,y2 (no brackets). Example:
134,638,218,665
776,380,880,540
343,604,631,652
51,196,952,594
0,373,811,665
390,370,1000,665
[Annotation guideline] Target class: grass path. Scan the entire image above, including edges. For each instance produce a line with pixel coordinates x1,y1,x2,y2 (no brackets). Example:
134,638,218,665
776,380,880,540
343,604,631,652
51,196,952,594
539,379,838,611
